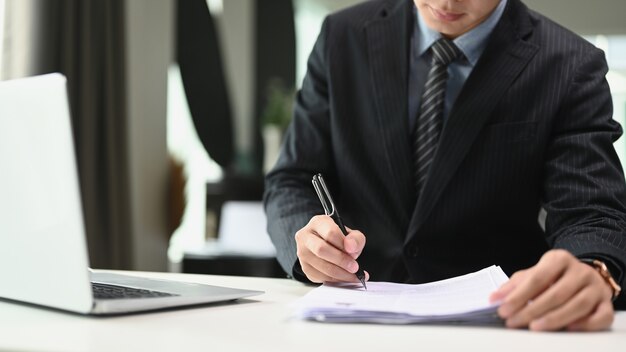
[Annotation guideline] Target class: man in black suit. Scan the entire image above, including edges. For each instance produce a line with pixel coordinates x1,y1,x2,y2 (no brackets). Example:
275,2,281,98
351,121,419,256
264,0,626,331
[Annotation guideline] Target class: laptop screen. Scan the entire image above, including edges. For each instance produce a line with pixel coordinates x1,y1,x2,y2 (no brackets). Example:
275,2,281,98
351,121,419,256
0,73,94,312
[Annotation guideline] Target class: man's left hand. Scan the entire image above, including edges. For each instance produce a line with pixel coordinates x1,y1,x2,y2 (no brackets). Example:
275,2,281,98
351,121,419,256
490,249,614,331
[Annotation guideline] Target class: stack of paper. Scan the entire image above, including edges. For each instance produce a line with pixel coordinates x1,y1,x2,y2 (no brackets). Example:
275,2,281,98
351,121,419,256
293,265,509,324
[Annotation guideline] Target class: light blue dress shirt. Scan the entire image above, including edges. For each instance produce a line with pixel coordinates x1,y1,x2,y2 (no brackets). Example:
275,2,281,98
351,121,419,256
408,0,508,131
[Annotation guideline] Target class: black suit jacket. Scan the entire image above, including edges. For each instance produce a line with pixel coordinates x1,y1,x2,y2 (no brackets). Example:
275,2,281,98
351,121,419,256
264,0,626,307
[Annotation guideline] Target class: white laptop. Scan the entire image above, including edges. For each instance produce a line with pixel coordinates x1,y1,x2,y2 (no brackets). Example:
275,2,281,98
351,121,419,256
0,73,262,315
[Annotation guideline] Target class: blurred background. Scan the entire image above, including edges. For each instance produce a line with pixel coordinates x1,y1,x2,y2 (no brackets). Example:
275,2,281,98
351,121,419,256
0,0,624,276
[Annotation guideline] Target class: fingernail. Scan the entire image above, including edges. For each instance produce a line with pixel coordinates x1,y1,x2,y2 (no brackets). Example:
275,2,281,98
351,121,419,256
347,261,358,273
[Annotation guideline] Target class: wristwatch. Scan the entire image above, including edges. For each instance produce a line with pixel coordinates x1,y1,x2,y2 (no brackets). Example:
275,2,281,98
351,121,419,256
580,259,622,301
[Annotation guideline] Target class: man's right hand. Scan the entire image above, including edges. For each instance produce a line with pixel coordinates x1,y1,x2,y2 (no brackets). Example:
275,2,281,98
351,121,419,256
294,215,368,284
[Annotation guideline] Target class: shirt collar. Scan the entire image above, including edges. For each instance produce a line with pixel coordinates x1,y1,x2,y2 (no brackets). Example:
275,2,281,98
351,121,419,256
415,0,507,66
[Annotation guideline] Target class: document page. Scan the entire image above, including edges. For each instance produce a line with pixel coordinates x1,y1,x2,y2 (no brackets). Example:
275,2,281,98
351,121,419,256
293,265,509,324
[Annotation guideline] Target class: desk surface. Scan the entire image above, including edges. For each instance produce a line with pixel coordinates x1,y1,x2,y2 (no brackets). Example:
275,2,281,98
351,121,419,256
0,271,624,352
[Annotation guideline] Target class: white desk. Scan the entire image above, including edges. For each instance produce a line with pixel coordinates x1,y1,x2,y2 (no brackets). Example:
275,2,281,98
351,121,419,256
0,271,624,352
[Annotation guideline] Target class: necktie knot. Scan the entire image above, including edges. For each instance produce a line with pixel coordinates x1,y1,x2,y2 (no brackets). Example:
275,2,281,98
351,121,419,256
430,38,462,66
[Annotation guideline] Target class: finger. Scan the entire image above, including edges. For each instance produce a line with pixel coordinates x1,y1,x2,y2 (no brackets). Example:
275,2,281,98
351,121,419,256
300,262,335,284
308,215,347,250
525,286,602,331
305,250,362,282
344,229,366,255
499,254,569,318
304,234,359,273
491,270,527,303
301,259,365,285
504,269,587,328
490,282,515,303
567,300,614,332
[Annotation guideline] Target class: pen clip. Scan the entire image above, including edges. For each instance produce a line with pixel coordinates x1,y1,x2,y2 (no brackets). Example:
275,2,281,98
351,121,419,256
312,173,337,217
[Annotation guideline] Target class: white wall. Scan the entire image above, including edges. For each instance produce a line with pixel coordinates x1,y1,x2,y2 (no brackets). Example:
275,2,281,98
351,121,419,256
524,0,626,35
294,0,363,87
125,0,173,271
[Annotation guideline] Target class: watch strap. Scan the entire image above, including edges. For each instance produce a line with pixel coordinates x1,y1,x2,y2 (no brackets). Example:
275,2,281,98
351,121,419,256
580,258,622,301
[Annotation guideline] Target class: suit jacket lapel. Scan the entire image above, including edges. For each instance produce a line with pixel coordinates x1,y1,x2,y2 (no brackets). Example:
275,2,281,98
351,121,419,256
407,0,540,239
365,0,417,224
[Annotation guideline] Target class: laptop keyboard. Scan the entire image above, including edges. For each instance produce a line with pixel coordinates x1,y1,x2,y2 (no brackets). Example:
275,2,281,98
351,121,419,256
92,282,179,300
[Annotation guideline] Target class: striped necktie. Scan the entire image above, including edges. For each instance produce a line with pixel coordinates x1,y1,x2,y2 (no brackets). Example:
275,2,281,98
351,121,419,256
413,38,462,195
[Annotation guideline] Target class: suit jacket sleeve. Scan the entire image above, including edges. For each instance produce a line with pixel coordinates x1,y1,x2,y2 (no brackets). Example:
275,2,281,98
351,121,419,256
263,18,333,280
542,47,626,304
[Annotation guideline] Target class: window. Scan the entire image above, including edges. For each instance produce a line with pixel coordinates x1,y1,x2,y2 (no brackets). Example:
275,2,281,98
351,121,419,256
166,64,224,265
